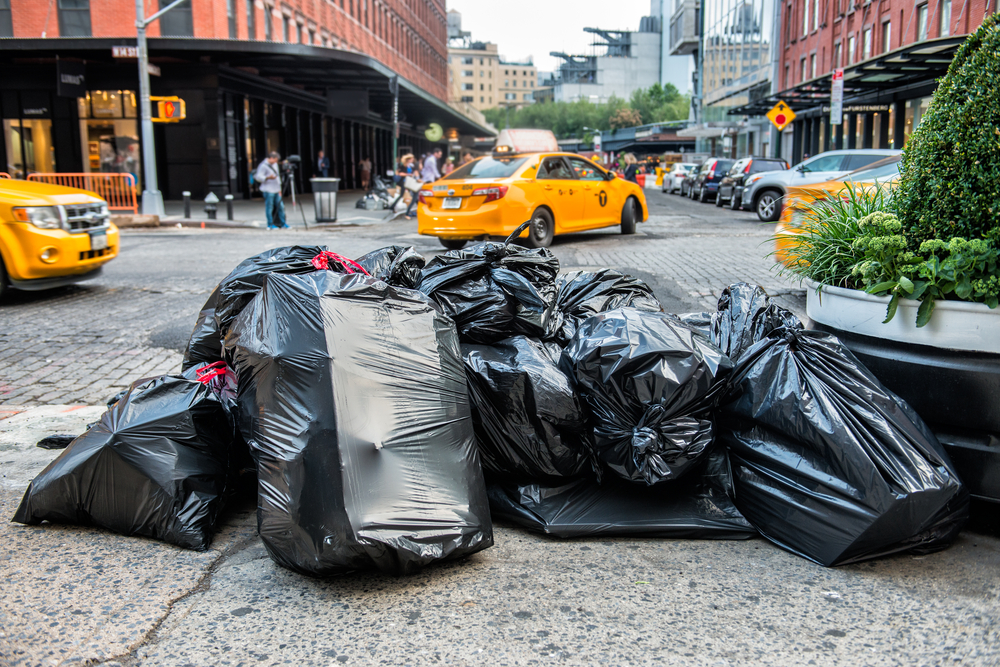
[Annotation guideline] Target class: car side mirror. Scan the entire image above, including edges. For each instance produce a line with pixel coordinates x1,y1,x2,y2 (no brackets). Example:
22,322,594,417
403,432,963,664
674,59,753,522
797,165,809,173
606,171,616,180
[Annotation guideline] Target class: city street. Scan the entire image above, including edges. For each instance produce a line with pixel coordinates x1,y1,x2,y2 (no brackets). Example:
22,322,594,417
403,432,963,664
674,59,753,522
2,190,998,667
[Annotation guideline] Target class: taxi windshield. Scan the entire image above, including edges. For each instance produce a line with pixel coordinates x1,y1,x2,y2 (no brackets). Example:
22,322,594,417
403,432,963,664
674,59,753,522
443,156,529,180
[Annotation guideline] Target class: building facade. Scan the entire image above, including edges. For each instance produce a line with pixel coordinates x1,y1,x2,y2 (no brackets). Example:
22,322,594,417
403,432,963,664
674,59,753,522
734,0,996,163
446,10,537,112
0,0,493,199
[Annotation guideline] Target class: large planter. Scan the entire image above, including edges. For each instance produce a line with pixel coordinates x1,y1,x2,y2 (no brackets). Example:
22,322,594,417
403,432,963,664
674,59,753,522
805,281,1000,502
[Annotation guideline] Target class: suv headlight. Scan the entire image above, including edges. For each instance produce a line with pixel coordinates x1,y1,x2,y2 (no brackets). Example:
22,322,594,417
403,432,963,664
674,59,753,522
13,206,65,230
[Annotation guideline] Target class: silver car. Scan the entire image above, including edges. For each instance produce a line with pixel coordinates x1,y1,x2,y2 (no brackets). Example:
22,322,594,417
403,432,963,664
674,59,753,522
662,162,699,194
742,149,900,221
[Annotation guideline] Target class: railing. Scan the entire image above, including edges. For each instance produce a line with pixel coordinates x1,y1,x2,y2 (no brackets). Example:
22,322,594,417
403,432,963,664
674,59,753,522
27,172,138,213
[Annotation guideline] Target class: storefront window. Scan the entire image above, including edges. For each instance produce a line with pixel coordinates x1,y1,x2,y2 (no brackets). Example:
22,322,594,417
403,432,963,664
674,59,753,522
4,119,57,178
903,96,933,144
78,90,141,186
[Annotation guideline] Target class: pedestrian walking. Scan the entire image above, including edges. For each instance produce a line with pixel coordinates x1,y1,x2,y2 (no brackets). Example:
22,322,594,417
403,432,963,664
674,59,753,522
422,147,442,184
254,151,289,229
398,154,419,220
359,156,372,190
442,156,455,175
316,150,330,178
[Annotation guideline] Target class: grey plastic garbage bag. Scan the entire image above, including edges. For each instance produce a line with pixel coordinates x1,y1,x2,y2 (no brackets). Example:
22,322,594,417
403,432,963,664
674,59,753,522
559,308,733,486
12,362,238,551
226,270,493,576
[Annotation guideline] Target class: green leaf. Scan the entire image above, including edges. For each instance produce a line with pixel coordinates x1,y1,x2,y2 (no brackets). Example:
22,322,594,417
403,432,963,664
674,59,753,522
897,275,915,293
910,280,930,300
955,277,973,299
867,281,898,294
883,293,900,324
915,297,936,327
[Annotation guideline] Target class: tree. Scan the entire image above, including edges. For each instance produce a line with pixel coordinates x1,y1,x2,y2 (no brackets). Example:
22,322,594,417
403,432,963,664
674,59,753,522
610,108,642,129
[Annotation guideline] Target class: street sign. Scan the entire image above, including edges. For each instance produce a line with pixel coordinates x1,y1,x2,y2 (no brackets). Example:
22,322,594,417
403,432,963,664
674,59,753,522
767,101,796,131
150,96,186,122
147,63,161,77
112,46,139,58
830,69,844,125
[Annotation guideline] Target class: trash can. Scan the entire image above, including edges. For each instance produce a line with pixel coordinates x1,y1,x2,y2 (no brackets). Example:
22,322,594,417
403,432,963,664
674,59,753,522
310,178,340,223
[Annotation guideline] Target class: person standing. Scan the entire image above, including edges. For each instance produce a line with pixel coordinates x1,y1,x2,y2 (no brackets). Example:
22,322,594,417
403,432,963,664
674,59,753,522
622,153,640,184
461,151,474,166
254,151,289,229
398,154,419,220
422,147,442,184
316,150,330,178
442,156,455,175
359,156,372,190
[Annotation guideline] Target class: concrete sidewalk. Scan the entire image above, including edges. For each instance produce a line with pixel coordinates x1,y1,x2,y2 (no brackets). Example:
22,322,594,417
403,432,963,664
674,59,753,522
159,190,411,229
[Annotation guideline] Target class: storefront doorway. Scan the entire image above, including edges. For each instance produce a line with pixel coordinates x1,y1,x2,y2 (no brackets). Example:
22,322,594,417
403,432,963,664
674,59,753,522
77,90,141,187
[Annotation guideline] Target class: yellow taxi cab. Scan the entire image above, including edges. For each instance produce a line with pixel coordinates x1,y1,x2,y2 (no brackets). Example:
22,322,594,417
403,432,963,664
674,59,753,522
417,129,648,249
774,155,901,266
0,178,119,298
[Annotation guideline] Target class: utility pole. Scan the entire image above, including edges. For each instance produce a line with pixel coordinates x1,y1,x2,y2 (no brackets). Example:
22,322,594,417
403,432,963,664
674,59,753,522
389,76,399,167
135,0,188,216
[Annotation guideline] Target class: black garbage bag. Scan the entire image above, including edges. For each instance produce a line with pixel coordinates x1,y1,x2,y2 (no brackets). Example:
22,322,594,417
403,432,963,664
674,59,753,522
720,326,969,566
666,312,714,338
710,283,801,363
355,245,426,289
417,229,559,344
462,336,592,483
181,245,352,371
227,270,493,576
548,269,661,344
487,449,755,539
559,308,733,486
12,362,239,551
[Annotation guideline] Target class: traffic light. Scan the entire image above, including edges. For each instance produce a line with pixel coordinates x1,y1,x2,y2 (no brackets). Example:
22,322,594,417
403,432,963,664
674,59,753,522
150,96,186,123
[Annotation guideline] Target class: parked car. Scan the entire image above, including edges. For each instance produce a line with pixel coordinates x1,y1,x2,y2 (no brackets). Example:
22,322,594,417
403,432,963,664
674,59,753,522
0,179,119,299
716,156,789,209
774,155,902,265
662,162,699,194
688,158,736,203
741,149,900,222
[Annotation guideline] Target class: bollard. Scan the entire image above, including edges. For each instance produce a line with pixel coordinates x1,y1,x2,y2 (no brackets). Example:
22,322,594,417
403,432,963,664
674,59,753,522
224,194,234,221
182,191,191,218
204,192,219,220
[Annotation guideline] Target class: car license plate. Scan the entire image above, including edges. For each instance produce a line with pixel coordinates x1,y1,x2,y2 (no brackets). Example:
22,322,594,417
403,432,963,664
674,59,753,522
442,197,462,210
90,232,108,251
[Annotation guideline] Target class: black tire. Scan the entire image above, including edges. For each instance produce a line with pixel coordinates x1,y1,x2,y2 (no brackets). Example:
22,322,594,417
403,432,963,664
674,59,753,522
439,238,467,250
699,186,709,203
621,197,638,235
0,255,8,301
730,192,742,210
755,189,782,222
715,190,724,207
525,208,555,248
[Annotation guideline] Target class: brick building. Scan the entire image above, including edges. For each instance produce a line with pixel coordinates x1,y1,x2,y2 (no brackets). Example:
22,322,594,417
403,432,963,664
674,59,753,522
0,0,493,198
731,0,996,164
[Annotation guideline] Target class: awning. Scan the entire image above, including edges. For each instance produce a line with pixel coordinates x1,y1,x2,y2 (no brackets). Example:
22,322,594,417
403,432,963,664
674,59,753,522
676,125,735,138
729,36,965,116
0,37,497,137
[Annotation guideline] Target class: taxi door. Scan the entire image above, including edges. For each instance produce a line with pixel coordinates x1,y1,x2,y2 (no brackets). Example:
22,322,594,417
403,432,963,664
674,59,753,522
567,156,619,228
535,155,585,231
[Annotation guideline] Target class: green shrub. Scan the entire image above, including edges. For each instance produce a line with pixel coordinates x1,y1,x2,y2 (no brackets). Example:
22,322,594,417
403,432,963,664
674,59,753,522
894,12,1000,245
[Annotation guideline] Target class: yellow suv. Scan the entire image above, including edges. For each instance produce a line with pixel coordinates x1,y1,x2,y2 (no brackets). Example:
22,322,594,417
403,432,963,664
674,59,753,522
0,179,119,298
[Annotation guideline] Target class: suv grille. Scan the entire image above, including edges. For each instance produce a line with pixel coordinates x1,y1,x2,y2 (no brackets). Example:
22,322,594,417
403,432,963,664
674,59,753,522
64,203,109,232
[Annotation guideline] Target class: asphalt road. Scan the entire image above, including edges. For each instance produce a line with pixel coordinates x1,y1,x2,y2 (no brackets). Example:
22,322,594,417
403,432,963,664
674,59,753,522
2,188,998,667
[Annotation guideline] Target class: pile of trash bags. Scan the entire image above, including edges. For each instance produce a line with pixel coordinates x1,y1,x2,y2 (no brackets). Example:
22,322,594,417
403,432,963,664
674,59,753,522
13,236,970,574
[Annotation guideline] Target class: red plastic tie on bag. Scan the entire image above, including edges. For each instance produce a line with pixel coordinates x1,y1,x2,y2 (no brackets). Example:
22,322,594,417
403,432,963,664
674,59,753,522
311,251,371,276
196,361,228,384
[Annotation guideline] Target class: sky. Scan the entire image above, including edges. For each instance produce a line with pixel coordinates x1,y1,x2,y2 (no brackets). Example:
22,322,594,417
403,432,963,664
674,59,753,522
445,0,655,74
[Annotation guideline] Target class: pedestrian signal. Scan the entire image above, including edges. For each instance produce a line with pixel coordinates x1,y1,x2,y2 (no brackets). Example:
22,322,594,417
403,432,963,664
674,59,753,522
151,96,186,123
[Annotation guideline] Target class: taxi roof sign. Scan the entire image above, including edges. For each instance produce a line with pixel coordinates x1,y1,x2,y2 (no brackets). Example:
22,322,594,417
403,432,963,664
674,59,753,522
494,129,559,154
767,101,796,131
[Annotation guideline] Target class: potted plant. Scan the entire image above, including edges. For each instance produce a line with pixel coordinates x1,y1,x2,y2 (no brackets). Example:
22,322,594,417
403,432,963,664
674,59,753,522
774,13,1000,501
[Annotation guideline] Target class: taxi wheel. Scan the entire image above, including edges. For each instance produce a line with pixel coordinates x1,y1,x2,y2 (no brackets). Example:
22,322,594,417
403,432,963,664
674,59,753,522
0,256,8,300
620,198,638,235
439,238,467,250
525,209,555,248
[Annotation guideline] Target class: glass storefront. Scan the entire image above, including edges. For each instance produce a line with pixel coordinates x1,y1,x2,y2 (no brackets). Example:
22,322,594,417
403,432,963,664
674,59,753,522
903,96,933,145
3,118,56,177
77,90,141,186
